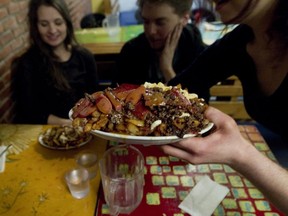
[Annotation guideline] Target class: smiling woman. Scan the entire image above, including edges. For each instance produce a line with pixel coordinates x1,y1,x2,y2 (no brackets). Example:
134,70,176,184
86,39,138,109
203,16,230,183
36,5,69,58
12,0,100,125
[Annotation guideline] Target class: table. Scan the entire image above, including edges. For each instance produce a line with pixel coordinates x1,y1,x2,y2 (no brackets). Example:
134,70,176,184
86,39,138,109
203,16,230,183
75,25,144,55
75,22,235,55
198,21,236,45
0,124,108,216
2,125,281,215
95,125,284,216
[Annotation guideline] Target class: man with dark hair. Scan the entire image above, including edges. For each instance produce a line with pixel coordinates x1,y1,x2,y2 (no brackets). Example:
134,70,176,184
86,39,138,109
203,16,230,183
116,0,206,84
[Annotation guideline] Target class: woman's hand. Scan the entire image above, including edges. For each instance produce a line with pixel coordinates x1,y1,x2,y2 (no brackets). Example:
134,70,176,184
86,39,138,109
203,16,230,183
160,23,183,82
161,107,288,214
160,106,250,166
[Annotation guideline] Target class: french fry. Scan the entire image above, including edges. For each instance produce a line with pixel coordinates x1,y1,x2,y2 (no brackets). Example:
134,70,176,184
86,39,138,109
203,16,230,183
126,118,145,127
115,123,126,132
127,122,140,135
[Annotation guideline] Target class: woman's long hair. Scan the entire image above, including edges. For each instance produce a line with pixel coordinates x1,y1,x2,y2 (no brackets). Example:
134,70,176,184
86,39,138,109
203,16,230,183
206,0,288,53
223,0,287,47
268,0,288,50
28,0,78,91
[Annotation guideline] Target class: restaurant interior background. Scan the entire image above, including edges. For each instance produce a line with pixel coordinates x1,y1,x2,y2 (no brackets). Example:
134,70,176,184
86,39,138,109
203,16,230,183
0,0,211,124
0,0,287,167
0,0,93,124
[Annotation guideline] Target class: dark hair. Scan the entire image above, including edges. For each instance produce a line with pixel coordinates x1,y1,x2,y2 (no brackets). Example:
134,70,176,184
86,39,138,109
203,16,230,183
80,13,105,28
223,0,288,51
28,0,78,90
137,0,193,16
269,0,288,49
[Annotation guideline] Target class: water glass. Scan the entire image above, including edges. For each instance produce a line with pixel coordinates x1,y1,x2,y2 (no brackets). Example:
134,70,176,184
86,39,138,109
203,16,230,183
102,13,120,36
76,151,98,179
65,168,90,199
99,145,144,215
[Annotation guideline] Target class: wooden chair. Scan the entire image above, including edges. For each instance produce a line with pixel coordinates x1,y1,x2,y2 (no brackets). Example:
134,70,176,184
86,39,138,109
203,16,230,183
209,75,251,120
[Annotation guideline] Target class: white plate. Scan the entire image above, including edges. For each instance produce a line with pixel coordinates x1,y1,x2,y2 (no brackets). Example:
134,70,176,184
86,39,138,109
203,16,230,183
89,122,214,145
38,134,92,150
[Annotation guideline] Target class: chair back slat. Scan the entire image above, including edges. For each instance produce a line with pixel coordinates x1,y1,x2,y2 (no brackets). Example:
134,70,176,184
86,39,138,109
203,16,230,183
209,76,251,120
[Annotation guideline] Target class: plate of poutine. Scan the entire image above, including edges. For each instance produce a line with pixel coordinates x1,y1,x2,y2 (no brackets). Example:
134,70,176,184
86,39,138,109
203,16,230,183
38,126,92,150
89,122,214,145
69,82,214,145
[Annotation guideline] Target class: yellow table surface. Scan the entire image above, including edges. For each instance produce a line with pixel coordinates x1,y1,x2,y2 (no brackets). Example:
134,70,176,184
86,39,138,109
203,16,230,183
75,25,143,44
75,25,143,55
0,124,108,216
74,23,236,55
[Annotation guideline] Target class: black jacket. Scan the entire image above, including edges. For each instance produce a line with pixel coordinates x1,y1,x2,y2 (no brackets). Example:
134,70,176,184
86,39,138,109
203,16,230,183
169,24,288,140
116,24,207,85
13,46,99,124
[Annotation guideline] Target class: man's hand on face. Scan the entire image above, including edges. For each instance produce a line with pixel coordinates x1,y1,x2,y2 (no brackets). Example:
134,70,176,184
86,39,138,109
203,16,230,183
160,23,183,82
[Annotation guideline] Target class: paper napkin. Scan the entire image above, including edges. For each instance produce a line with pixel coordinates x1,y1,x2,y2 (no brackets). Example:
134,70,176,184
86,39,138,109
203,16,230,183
0,146,7,173
179,175,229,216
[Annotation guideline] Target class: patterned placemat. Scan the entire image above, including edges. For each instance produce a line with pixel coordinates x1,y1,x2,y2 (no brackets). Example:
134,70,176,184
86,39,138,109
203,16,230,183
95,125,284,216
0,124,43,155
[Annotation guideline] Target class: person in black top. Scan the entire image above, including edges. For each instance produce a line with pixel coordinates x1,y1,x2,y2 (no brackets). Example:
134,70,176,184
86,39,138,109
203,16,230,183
13,0,99,125
165,0,288,141
161,0,288,213
115,0,207,85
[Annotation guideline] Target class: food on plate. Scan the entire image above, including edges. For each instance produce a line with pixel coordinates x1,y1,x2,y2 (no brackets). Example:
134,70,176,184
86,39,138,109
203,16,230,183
71,82,210,138
40,126,91,148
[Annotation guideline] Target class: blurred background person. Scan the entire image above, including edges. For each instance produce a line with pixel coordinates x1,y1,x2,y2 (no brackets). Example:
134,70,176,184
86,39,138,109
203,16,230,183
13,0,99,125
161,0,288,211
115,0,207,85
166,0,288,143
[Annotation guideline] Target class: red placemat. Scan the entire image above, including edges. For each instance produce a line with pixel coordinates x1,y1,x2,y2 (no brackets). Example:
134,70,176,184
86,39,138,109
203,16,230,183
95,125,284,216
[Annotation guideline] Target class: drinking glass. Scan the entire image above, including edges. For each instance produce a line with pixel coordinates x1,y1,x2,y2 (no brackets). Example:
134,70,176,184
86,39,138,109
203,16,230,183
99,144,144,215
65,168,90,199
102,13,120,36
76,151,98,179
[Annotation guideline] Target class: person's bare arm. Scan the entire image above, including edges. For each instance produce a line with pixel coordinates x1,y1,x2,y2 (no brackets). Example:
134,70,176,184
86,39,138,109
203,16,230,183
47,114,72,126
233,141,288,214
161,107,288,214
